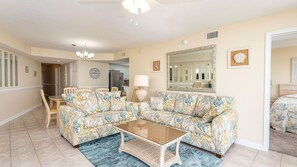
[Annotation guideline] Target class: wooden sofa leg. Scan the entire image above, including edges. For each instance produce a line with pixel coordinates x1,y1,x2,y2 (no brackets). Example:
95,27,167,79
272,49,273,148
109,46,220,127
73,145,79,149
215,154,222,159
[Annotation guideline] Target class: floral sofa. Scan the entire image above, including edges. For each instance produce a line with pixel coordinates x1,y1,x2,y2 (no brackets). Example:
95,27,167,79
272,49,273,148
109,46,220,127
139,91,238,157
59,91,139,147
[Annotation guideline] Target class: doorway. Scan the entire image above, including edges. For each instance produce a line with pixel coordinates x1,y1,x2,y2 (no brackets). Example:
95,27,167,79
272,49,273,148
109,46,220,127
264,27,297,156
41,63,62,97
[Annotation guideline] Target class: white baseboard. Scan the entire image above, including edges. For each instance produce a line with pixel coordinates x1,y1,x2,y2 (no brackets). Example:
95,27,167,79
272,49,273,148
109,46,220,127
0,104,42,126
235,138,268,151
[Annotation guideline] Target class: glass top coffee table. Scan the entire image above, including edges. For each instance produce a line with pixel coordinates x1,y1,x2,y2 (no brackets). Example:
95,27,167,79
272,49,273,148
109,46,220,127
115,119,187,167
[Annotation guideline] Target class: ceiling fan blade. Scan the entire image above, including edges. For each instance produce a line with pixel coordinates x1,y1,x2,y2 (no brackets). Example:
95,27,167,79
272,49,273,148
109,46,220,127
78,0,122,4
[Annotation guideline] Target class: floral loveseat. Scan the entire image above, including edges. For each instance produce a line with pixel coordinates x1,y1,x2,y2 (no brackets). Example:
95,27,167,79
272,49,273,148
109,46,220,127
59,91,138,147
139,91,238,157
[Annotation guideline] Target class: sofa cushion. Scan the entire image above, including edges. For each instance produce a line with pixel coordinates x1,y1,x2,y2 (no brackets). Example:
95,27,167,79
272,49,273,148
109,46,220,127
110,96,126,111
181,117,211,136
163,92,177,112
71,92,98,115
140,110,162,123
140,110,192,129
158,111,193,129
84,110,137,128
150,97,163,111
202,96,234,122
174,94,198,115
192,95,216,117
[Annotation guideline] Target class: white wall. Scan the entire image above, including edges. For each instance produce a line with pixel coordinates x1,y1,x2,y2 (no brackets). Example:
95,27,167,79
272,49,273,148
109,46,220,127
77,61,109,88
109,64,129,80
114,8,297,148
271,46,297,100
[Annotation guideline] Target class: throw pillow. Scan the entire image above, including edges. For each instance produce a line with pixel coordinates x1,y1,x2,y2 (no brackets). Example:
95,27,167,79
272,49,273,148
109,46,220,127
150,97,163,111
71,92,98,115
110,96,127,111
174,94,198,115
163,92,177,112
96,92,111,112
202,96,234,122
192,95,216,117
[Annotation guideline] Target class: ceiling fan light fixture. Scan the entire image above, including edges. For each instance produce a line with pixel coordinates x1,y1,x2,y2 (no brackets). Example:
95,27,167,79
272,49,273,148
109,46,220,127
122,0,151,14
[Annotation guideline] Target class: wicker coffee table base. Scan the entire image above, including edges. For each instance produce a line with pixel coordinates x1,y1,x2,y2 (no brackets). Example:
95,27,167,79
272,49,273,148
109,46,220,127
119,131,182,167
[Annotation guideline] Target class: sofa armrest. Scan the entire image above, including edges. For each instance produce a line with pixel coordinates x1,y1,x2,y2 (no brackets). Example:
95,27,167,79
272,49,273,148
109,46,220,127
211,110,238,155
126,101,139,113
59,105,86,134
139,101,150,111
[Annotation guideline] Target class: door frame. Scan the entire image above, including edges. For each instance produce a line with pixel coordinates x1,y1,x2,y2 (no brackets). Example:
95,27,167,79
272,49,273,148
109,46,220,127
264,27,297,151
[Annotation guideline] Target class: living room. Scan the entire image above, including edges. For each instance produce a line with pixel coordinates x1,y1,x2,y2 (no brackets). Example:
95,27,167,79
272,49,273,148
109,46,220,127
1,0,297,167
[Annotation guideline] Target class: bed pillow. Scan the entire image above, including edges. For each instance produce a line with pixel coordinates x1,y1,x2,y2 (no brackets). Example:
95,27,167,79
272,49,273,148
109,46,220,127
150,97,163,111
285,94,297,98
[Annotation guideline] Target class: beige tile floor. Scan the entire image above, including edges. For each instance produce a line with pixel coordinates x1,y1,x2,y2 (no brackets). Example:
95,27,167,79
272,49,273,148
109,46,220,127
1,106,297,167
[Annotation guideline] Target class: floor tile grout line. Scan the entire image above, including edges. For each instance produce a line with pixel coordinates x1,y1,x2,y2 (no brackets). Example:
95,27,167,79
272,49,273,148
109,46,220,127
9,123,12,167
21,116,43,167
249,150,259,167
31,107,72,167
280,154,283,167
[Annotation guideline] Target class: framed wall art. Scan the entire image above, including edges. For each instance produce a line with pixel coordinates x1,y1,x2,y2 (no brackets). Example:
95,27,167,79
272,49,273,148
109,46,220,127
152,59,161,72
228,47,250,68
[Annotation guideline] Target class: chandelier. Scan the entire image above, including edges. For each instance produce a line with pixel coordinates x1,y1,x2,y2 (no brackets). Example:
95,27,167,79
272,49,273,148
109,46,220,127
122,0,151,14
76,43,94,60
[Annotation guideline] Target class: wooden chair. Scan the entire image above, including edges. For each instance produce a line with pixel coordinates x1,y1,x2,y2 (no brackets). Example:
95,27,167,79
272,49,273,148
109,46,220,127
40,89,57,128
96,88,109,92
111,87,119,92
64,87,78,94
77,87,92,93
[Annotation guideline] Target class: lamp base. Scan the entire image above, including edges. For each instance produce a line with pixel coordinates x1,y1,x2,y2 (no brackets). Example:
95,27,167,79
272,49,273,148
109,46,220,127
136,88,147,102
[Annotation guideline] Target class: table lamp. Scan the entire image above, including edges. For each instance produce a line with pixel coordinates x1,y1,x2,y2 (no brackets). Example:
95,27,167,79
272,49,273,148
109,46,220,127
134,75,149,102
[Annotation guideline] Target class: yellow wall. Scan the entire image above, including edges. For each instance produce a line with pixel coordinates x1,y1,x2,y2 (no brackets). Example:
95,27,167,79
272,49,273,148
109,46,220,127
271,46,297,100
0,54,41,123
119,8,297,146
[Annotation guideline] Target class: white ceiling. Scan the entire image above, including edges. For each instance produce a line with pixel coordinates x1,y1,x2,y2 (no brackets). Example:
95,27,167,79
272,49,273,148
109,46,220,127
272,32,297,48
1,0,297,53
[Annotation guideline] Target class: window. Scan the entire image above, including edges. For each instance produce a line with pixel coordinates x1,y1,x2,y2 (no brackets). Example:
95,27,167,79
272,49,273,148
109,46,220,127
0,49,18,88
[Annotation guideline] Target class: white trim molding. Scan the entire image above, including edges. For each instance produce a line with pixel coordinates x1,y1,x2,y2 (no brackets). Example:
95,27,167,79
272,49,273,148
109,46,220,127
235,139,266,151
264,26,297,152
0,85,42,94
0,104,42,126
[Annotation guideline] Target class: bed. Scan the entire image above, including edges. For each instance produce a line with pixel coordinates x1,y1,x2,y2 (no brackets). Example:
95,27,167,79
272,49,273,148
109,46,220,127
270,84,297,134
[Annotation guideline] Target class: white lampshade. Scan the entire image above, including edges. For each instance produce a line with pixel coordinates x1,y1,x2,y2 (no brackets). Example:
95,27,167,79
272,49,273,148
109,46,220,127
134,75,149,87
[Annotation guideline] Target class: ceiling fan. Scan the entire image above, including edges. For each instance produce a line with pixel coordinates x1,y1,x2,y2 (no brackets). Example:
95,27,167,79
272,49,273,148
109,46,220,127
78,0,198,15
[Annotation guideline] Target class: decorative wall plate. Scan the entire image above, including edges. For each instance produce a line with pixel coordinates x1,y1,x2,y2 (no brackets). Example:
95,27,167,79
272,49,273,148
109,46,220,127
89,67,100,79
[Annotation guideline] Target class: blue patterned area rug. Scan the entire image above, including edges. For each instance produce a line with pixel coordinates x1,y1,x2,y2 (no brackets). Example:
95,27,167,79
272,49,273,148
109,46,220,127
79,134,222,167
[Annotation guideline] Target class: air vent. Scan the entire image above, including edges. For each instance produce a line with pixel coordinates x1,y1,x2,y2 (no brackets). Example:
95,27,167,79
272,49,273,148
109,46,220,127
206,30,219,40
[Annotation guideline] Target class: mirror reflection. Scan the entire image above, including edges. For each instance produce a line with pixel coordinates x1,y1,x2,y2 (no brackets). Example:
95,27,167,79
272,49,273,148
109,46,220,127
167,45,216,93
